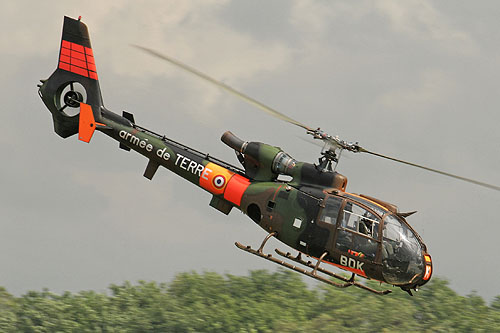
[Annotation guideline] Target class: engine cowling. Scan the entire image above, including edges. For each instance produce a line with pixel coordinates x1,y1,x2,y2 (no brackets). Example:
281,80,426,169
222,131,282,181
221,131,347,191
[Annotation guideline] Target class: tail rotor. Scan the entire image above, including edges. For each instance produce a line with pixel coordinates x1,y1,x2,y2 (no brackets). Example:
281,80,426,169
58,81,87,116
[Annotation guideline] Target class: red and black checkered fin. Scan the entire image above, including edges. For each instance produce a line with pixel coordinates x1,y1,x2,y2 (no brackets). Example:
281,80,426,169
58,16,98,80
39,16,104,138
58,40,98,80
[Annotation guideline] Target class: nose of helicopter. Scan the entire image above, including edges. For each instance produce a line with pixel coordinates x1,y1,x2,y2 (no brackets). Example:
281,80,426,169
380,214,432,290
397,252,432,295
416,253,433,288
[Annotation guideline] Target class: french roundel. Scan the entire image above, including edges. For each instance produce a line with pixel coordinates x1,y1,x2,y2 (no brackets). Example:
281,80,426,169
199,162,234,195
213,175,226,189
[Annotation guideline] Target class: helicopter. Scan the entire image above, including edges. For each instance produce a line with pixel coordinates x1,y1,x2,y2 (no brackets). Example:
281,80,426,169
38,16,500,296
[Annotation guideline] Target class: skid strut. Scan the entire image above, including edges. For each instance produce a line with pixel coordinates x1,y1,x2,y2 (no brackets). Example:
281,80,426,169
235,233,391,295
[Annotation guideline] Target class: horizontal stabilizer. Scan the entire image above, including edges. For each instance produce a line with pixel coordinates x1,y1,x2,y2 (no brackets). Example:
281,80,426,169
144,159,160,180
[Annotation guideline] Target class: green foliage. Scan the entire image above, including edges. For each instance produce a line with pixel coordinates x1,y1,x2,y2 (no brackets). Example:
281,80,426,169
0,271,499,332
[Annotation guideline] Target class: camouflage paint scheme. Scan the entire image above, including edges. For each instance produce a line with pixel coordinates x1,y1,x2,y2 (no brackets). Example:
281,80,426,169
39,16,433,295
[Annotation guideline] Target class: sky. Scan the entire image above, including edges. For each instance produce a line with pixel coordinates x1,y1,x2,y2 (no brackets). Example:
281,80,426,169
1,0,500,301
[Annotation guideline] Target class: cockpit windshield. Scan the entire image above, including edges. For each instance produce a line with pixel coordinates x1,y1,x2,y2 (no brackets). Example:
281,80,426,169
381,214,424,285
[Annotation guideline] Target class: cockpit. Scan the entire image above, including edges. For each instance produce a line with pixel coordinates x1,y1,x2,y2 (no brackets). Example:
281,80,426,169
380,213,424,285
318,193,428,287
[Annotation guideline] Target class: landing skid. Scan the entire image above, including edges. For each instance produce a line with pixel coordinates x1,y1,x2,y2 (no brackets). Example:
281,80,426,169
235,233,391,295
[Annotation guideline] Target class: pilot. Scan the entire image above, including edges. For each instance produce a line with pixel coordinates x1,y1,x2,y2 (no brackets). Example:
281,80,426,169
359,218,372,236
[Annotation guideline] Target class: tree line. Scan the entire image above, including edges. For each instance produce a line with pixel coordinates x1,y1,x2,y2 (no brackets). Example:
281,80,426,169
1,269,499,332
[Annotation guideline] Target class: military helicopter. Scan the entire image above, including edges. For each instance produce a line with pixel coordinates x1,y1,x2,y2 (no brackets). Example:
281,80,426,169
39,17,500,296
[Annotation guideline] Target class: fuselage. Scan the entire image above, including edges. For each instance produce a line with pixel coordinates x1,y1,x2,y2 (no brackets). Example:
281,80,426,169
104,114,432,291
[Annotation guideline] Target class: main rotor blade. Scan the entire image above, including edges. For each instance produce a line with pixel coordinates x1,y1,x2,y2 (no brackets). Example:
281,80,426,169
134,45,500,192
133,45,313,131
358,147,500,191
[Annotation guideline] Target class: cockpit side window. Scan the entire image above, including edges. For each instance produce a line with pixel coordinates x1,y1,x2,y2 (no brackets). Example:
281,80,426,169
341,202,379,239
336,201,381,260
319,196,342,224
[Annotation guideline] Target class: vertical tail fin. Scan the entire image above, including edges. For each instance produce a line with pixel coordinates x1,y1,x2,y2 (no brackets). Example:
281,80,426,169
39,16,103,140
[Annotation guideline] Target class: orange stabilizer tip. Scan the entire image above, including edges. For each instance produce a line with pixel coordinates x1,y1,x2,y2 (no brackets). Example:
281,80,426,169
79,103,96,143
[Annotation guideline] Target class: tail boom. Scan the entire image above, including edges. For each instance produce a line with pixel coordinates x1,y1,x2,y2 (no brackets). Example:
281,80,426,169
39,16,251,216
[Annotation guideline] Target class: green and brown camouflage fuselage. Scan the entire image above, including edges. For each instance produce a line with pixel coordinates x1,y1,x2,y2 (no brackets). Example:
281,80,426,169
39,16,433,295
